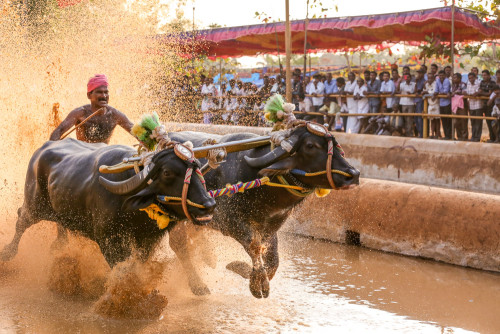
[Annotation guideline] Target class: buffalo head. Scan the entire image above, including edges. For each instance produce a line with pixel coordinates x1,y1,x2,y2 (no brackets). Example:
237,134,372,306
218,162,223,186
245,124,360,190
99,146,216,225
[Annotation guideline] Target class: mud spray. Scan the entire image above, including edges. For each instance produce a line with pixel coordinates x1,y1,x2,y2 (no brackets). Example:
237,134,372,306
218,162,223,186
0,0,188,319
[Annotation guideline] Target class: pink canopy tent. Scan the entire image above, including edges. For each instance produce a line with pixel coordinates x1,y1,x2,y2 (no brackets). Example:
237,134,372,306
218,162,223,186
164,6,500,57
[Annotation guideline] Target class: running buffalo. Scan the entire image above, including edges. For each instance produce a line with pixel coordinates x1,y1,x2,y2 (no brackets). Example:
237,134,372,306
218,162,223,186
168,123,359,298
0,138,215,266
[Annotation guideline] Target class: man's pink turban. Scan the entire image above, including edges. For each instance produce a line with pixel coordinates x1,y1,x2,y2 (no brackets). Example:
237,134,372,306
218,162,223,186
87,74,109,93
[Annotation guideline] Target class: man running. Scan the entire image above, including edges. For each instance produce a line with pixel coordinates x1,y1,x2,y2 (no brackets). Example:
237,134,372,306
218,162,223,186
50,74,133,143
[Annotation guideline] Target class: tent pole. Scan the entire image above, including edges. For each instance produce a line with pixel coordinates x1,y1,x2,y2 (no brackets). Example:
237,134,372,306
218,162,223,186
451,1,455,75
303,1,309,84
285,0,292,102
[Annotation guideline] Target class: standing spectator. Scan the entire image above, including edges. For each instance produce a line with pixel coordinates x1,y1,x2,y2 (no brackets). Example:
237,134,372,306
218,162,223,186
304,76,313,112
414,68,426,137
423,74,441,138
306,74,326,123
488,85,500,143
201,77,216,124
430,64,439,77
336,77,349,132
218,82,230,123
380,71,395,125
345,72,358,132
391,69,402,113
398,73,416,136
466,72,483,142
479,69,497,142
402,66,413,81
451,73,468,140
471,67,480,80
324,73,338,96
292,73,303,111
354,78,369,133
444,65,452,79
421,65,429,81
363,70,371,83
435,70,452,140
366,71,381,115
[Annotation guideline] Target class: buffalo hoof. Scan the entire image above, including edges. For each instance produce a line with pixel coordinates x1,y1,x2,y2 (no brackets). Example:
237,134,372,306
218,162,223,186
249,267,270,299
226,261,252,279
0,245,17,262
189,280,211,296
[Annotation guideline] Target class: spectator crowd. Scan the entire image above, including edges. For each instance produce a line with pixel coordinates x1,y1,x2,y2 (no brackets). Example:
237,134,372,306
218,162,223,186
173,64,500,143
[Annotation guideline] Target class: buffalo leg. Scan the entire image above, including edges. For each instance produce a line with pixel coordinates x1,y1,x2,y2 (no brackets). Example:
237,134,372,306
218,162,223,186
168,222,211,296
50,224,69,251
248,231,270,299
262,234,279,280
1,207,38,261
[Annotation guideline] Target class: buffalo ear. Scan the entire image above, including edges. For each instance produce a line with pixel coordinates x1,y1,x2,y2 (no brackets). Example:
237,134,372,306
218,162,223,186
122,187,156,212
258,156,297,176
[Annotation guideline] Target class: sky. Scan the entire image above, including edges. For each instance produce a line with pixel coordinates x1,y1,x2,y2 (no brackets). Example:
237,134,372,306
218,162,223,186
189,0,445,28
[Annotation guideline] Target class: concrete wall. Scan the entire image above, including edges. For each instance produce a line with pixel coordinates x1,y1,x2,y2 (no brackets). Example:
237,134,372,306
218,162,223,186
167,123,500,271
284,179,500,272
167,123,500,194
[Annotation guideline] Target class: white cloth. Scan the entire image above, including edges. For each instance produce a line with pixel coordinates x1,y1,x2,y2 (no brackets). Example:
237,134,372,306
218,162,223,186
345,80,358,114
354,84,369,119
380,80,395,108
201,84,216,112
425,82,440,116
304,81,314,109
306,81,325,106
399,81,416,105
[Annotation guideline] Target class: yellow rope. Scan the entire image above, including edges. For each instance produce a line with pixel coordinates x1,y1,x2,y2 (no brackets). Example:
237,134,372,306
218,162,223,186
157,196,206,209
301,169,352,177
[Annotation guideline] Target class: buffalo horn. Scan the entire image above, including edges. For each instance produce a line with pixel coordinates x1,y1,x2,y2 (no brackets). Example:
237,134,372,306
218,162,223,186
99,163,155,195
244,135,299,168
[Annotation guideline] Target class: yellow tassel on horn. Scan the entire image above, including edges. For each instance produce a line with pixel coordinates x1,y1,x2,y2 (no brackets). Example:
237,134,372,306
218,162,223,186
314,188,331,198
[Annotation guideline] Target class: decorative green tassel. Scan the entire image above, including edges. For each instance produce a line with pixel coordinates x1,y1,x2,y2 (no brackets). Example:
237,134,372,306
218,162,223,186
131,112,163,150
264,94,286,123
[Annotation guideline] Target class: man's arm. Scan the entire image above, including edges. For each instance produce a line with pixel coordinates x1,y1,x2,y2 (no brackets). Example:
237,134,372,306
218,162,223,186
114,109,134,133
49,108,84,141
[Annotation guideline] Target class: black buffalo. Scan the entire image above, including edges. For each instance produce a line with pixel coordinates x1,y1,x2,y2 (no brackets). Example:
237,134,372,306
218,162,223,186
168,125,360,298
0,138,216,266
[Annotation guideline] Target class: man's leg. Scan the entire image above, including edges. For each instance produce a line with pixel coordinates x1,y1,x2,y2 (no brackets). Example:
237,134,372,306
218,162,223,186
484,105,497,142
440,105,452,139
415,100,424,138
455,107,468,140
470,108,483,142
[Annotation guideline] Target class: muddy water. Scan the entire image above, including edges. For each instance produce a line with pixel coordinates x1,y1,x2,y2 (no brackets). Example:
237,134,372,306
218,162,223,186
0,224,498,334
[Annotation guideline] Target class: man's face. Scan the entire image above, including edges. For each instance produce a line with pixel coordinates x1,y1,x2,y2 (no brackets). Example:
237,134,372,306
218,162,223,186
431,66,438,74
428,75,435,83
439,72,446,81
403,68,410,76
496,72,500,82
472,68,478,75
404,75,411,83
445,67,451,77
327,73,332,82
392,71,399,79
416,71,424,80
314,77,319,84
469,75,476,84
370,72,377,81
383,73,389,82
348,73,355,81
87,86,109,108
483,72,491,82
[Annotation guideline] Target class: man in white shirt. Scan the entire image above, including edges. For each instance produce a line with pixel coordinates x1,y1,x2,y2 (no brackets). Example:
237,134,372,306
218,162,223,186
344,72,358,130
380,71,395,124
201,77,216,124
466,72,483,142
303,76,314,113
306,74,326,123
398,73,416,136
